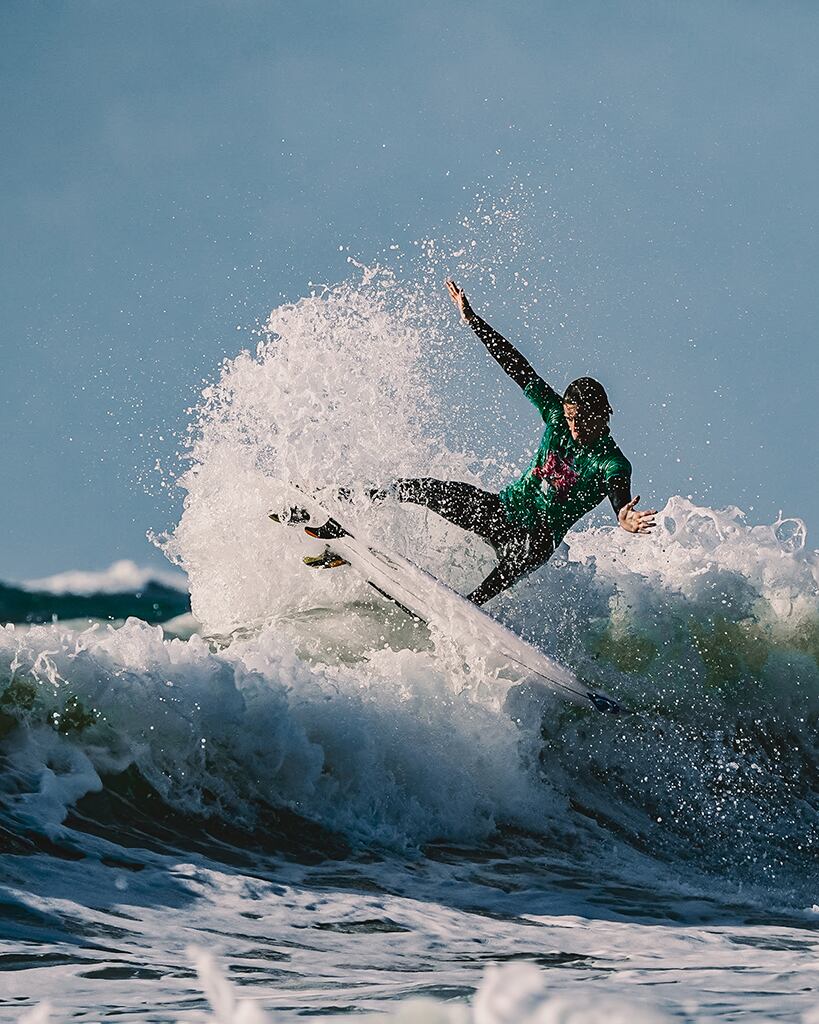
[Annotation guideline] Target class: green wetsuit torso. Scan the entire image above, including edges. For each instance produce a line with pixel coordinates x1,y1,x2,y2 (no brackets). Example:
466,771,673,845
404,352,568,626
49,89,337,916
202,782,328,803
499,378,632,543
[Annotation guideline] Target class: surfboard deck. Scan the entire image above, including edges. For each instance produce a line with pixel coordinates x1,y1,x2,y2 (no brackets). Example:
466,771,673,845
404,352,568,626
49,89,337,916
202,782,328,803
269,489,625,716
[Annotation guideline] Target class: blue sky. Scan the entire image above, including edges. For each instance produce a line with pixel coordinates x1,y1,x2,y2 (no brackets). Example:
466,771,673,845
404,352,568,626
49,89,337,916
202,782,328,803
2,0,817,579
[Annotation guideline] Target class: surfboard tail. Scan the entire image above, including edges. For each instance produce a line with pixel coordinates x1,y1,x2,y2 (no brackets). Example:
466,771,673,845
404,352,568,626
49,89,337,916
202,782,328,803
586,691,625,716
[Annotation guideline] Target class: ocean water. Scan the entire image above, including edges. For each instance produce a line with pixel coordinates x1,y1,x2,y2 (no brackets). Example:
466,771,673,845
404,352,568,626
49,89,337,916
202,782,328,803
2,270,818,1022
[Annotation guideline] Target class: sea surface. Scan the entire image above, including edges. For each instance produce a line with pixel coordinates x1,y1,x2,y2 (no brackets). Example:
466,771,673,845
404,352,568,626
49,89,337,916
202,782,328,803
2,273,818,1022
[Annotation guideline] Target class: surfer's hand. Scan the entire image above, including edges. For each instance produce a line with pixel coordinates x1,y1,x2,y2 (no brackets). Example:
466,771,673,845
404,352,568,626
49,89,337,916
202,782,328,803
445,278,474,322
618,496,657,534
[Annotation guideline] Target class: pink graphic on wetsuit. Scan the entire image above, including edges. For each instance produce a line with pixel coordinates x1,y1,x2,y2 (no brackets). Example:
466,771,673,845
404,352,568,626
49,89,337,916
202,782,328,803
533,452,579,499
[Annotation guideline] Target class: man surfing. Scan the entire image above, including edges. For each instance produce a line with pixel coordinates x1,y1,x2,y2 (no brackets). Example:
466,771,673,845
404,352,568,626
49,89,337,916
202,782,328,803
361,280,656,605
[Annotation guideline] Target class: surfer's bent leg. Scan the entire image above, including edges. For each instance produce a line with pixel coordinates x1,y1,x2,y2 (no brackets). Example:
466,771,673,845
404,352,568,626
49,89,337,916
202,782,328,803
467,529,555,605
390,478,503,539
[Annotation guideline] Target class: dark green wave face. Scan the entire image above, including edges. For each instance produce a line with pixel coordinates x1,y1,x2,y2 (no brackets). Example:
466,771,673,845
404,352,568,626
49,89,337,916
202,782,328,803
0,581,190,626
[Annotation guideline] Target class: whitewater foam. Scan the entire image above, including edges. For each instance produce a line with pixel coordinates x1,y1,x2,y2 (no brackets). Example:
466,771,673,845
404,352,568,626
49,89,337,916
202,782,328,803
0,617,561,849
160,268,492,634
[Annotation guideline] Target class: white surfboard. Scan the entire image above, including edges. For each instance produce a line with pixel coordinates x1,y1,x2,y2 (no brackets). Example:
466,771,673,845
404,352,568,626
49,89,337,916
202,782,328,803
273,490,625,716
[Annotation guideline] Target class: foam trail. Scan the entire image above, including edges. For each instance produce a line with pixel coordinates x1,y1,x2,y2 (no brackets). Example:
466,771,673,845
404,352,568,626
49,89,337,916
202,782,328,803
17,957,681,1023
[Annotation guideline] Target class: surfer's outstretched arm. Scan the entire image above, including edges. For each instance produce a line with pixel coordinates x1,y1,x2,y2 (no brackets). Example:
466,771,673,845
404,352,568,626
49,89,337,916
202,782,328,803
445,279,544,392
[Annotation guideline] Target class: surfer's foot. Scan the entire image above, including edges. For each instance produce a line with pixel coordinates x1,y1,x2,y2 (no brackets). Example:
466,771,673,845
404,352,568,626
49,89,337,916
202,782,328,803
304,517,348,540
303,547,349,570
268,506,311,526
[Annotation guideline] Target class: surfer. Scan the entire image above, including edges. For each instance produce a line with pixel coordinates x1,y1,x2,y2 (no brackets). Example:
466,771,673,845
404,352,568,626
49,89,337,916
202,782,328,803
365,280,656,605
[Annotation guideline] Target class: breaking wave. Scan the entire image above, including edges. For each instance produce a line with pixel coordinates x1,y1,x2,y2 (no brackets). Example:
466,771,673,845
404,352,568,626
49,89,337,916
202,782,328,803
1,269,816,911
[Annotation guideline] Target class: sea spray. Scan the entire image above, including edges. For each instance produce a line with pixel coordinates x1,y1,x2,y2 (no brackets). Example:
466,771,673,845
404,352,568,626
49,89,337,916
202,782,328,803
162,268,493,635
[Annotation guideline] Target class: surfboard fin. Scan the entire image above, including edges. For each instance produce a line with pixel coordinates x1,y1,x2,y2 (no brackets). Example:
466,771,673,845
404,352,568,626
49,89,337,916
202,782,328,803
304,518,349,541
303,548,349,570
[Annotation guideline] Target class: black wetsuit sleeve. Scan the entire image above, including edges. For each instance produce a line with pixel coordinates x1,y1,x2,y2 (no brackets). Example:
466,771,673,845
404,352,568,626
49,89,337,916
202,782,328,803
607,476,632,518
465,311,543,392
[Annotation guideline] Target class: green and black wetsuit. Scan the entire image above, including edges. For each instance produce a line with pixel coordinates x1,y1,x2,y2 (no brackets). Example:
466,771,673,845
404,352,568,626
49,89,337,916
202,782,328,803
390,312,633,604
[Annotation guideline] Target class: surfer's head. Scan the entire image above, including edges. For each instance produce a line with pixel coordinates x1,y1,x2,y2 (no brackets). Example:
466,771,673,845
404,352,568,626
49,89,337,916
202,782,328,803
562,377,612,444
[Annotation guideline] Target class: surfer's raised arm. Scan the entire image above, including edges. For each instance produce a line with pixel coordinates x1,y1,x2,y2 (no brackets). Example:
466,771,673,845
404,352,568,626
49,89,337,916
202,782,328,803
445,279,544,392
